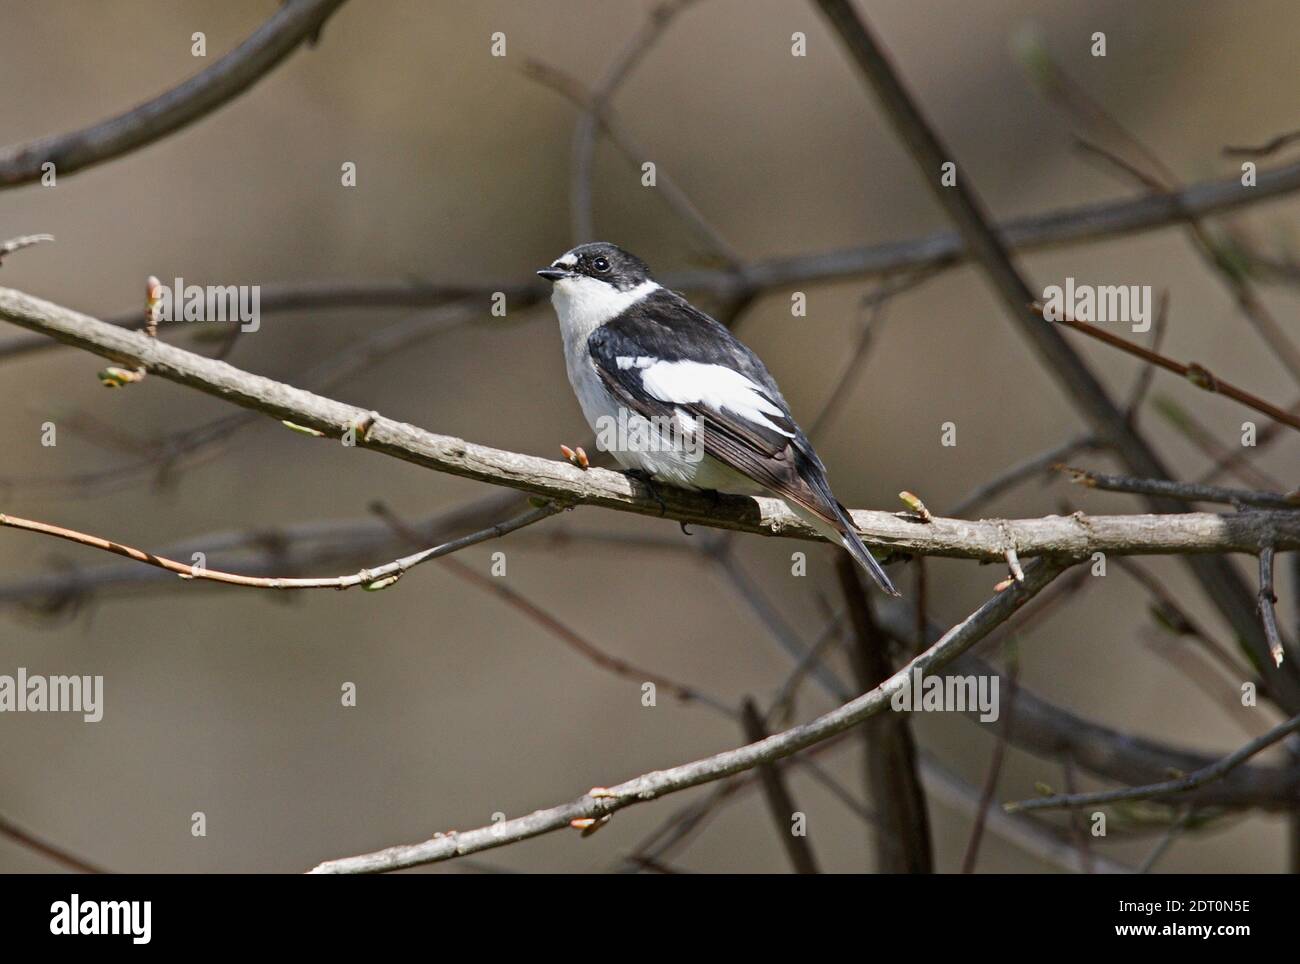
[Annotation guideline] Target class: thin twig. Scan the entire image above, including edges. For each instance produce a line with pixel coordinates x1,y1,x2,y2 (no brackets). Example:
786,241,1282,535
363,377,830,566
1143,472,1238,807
1136,807,1196,873
1224,129,1300,158
0,503,562,591
767,612,846,724
0,813,106,874
1058,465,1300,511
1035,304,1300,433
704,535,851,701
961,637,1019,873
944,434,1096,518
1114,557,1254,685
1006,712,1300,812
447,553,733,715
522,57,741,266
1258,546,1288,668
6,161,1300,363
0,234,54,264
570,0,700,244
807,269,938,439
1154,395,1284,490
1125,289,1170,420
309,560,1067,871
1061,758,1094,872
1029,45,1300,383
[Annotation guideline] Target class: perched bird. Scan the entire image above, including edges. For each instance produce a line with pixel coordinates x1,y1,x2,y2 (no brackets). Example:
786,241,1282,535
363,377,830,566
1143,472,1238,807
537,242,899,596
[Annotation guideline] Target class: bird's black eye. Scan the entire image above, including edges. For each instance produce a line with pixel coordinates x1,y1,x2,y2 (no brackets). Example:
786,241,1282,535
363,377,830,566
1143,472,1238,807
591,256,610,273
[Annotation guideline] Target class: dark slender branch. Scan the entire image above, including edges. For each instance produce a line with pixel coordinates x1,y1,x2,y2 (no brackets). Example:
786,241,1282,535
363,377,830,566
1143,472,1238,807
1028,45,1300,383
961,639,1019,874
922,755,1133,874
1125,290,1170,419
522,57,741,266
570,0,700,244
838,556,932,873
0,813,106,874
1115,556,1254,685
0,0,348,189
1154,395,1286,491
1059,465,1300,511
1006,712,1300,813
705,536,851,701
810,0,1163,464
366,499,736,715
1224,129,1300,158
945,435,1096,519
810,0,1300,712
666,158,1300,297
1136,807,1196,874
807,270,937,439
740,698,821,873
6,154,1299,363
0,278,537,364
871,604,1300,811
1040,307,1300,433
1258,547,1288,668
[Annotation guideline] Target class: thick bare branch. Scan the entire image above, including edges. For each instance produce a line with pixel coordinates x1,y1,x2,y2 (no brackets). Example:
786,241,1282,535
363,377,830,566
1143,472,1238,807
2,285,1298,560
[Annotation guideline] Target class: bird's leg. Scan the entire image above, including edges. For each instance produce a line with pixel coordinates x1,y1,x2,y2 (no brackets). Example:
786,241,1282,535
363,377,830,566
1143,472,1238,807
560,444,589,470
623,468,668,516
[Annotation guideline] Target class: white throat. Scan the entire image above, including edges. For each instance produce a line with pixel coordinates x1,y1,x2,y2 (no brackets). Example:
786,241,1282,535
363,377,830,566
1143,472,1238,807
551,277,660,351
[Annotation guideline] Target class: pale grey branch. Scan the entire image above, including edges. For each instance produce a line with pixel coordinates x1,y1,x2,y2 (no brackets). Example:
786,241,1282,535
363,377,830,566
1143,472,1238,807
2,285,1298,560
309,560,1067,872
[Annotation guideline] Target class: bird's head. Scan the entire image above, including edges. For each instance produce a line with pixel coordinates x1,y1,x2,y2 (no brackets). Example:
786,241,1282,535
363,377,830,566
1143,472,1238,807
537,242,653,292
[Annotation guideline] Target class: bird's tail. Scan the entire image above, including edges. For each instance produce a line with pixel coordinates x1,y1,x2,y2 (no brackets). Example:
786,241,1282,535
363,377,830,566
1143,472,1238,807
795,501,900,596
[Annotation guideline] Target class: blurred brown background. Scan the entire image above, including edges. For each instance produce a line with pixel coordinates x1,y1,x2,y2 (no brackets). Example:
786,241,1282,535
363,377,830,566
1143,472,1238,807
1,0,1297,872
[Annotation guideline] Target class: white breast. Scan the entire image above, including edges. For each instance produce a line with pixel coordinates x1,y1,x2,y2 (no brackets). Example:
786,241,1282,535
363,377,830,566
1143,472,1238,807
553,275,661,437
552,276,660,343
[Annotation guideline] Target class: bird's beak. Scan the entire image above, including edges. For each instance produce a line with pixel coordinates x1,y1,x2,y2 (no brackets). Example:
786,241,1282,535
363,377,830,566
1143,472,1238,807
536,266,573,282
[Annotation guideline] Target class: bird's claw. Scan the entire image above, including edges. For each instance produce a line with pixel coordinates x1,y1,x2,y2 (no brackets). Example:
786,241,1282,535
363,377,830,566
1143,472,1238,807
570,814,612,837
561,444,590,470
572,789,617,836
624,469,667,516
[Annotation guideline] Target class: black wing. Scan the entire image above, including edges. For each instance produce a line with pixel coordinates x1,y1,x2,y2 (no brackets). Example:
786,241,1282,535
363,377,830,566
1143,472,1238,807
586,289,844,528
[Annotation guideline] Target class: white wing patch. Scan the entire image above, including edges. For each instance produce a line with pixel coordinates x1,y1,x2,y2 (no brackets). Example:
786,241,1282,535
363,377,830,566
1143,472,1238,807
640,360,794,437
616,355,657,370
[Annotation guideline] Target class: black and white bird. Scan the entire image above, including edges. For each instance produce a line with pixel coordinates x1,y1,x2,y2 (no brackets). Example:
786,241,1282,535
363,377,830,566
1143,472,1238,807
537,241,899,596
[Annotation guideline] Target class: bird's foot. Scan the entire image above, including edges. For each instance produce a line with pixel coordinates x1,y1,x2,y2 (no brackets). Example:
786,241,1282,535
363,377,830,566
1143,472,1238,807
624,468,667,516
560,444,590,470
571,787,617,836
